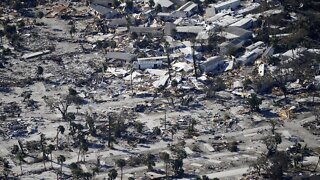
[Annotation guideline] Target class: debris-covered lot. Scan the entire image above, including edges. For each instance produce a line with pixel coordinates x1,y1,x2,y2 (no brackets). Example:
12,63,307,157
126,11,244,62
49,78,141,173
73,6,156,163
0,0,320,179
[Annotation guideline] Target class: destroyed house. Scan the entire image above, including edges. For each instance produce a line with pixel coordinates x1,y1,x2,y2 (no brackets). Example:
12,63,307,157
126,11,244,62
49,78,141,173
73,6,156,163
90,3,119,19
157,11,187,21
196,31,210,44
245,41,264,51
129,26,163,36
106,52,137,65
46,4,67,18
176,26,204,34
238,47,265,65
154,0,174,11
90,0,114,7
262,46,274,59
219,38,245,55
134,56,166,70
225,26,252,40
171,0,188,6
107,18,128,28
200,56,225,73
229,17,253,29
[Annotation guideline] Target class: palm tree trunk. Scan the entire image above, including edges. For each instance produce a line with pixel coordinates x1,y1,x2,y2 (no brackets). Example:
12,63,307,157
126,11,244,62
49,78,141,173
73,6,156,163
131,69,133,96
20,160,23,175
56,131,59,149
284,92,287,104
51,153,53,168
165,163,168,179
43,159,46,170
108,117,112,148
314,156,320,171
121,168,123,180
164,110,167,130
77,148,81,162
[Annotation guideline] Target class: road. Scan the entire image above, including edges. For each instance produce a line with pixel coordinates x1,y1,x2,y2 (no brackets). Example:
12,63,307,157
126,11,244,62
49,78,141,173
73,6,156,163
206,167,249,179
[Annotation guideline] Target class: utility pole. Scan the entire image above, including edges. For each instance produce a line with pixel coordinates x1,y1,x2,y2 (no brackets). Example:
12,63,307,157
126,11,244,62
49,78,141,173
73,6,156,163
164,109,167,130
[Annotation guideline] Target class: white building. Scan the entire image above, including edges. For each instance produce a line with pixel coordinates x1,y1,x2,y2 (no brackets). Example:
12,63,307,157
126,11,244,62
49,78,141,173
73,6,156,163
154,0,174,10
245,41,264,51
214,0,241,13
229,17,254,29
200,56,225,73
205,5,216,18
134,56,165,70
258,64,266,76
177,1,198,16
238,47,265,65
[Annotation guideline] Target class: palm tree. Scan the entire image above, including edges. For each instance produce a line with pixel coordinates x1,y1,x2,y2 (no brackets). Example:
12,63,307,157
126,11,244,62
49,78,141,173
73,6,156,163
189,119,197,132
75,130,88,162
129,65,134,96
56,125,65,149
69,162,83,179
126,15,131,31
164,42,172,80
149,0,155,7
92,155,101,177
69,23,76,38
40,134,47,170
0,30,4,43
47,144,55,168
159,152,170,179
108,169,118,180
81,142,88,162
107,113,115,148
144,153,156,171
169,126,177,140
86,115,96,136
217,25,224,36
268,119,279,135
36,66,44,79
16,152,24,175
115,159,126,180
191,39,198,79
2,158,11,179
164,109,167,130
57,155,66,175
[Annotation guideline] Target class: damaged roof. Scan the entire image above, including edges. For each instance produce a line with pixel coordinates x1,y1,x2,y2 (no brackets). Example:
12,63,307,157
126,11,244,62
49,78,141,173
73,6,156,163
106,52,137,61
90,3,118,16
154,0,174,8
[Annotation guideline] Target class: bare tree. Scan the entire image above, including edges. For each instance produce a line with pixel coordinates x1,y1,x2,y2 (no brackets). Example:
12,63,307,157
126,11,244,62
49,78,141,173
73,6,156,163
159,152,170,179
191,39,198,79
57,155,66,177
44,95,72,121
115,159,126,180
268,119,279,135
56,125,65,149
